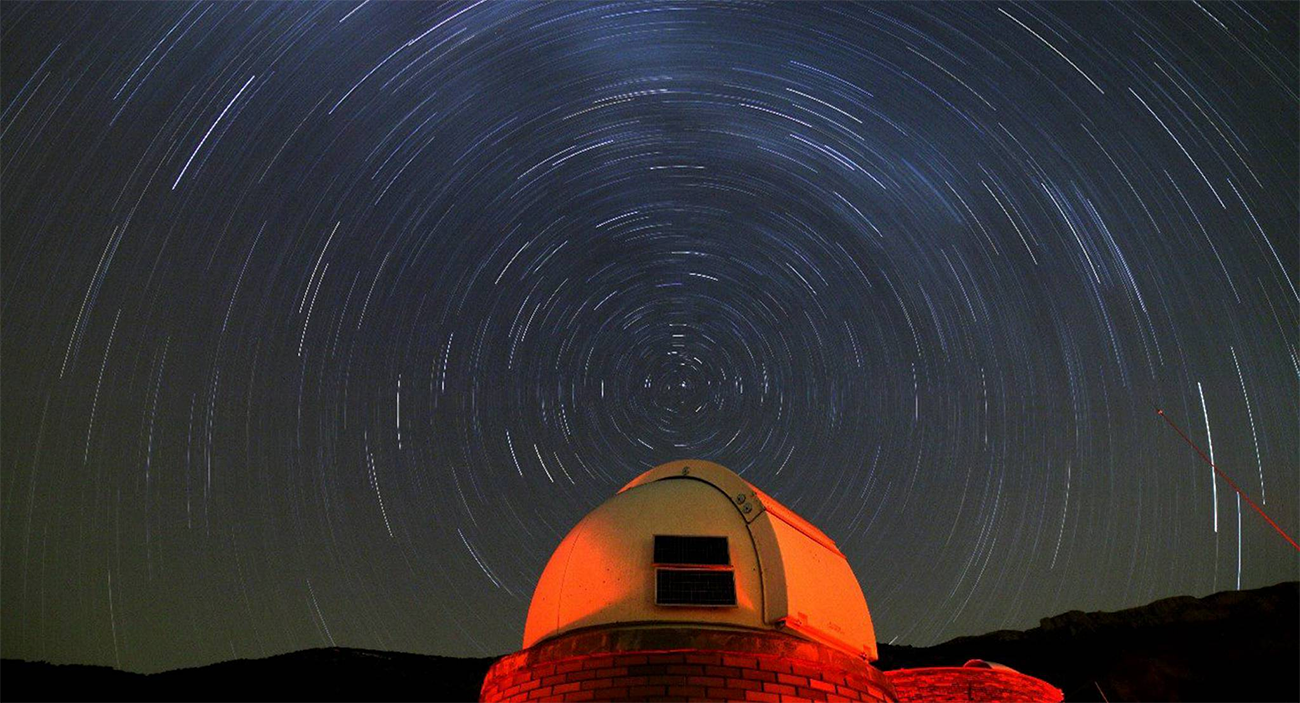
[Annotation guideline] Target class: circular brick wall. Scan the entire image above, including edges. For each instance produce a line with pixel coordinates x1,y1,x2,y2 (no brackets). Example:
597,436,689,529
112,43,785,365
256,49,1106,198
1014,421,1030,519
480,626,897,702
886,667,1063,703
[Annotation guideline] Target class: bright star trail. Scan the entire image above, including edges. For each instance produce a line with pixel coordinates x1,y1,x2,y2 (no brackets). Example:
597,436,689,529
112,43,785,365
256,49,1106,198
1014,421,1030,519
1,1,1296,674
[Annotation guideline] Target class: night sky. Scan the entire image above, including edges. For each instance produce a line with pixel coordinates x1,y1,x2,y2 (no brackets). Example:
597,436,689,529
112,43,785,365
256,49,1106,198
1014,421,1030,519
2,1,1297,675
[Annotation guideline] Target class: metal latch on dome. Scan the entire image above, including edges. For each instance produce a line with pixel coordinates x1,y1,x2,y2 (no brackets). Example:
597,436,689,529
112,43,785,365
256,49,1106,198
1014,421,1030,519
733,490,764,523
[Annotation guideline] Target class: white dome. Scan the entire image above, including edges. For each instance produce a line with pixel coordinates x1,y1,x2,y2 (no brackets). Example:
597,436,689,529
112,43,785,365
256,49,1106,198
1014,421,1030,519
522,459,879,661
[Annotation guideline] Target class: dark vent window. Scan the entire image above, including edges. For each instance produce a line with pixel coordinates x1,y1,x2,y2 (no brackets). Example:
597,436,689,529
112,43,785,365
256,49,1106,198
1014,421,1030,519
656,569,737,606
654,535,729,565
653,535,735,607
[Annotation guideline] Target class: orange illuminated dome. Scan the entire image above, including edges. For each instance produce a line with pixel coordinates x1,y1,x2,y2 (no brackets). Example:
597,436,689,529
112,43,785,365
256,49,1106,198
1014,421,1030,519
481,459,897,703
523,459,878,659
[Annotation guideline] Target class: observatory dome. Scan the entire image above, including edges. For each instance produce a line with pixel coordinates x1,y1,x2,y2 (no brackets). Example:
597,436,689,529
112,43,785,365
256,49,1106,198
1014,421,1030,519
522,459,878,661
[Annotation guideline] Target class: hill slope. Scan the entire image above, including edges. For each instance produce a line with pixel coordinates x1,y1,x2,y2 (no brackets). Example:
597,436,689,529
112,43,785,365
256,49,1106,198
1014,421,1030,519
875,581,1297,701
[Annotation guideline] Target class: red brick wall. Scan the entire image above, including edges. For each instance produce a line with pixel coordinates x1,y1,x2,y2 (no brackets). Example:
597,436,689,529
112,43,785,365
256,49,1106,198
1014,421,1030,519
886,667,1062,703
480,627,895,702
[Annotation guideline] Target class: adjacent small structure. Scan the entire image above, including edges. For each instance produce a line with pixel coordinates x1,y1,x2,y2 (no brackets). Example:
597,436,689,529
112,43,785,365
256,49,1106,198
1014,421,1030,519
480,459,1062,703
887,660,1063,702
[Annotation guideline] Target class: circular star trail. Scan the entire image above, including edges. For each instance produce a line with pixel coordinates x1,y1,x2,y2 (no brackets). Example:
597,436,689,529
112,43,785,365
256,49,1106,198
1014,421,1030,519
1,1,1296,673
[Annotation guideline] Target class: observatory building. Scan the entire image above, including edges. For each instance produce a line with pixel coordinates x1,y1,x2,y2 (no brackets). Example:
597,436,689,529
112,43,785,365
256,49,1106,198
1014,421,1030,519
480,460,1062,703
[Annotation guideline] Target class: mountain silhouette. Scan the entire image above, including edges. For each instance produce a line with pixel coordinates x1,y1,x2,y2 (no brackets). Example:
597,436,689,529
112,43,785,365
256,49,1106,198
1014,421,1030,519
4,581,1295,702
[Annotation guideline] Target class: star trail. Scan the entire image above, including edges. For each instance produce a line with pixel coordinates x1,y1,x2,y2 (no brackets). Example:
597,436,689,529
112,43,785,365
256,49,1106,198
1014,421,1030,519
1,1,1296,674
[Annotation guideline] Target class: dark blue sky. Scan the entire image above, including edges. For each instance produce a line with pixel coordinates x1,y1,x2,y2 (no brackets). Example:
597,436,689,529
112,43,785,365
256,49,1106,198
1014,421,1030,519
2,1,1296,673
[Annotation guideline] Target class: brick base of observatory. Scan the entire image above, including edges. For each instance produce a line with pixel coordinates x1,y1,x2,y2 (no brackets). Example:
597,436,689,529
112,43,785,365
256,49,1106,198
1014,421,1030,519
886,666,1063,703
479,626,898,702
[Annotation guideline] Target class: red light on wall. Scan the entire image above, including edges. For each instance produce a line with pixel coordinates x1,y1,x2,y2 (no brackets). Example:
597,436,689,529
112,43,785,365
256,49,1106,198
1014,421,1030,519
886,667,1063,703
480,627,898,702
